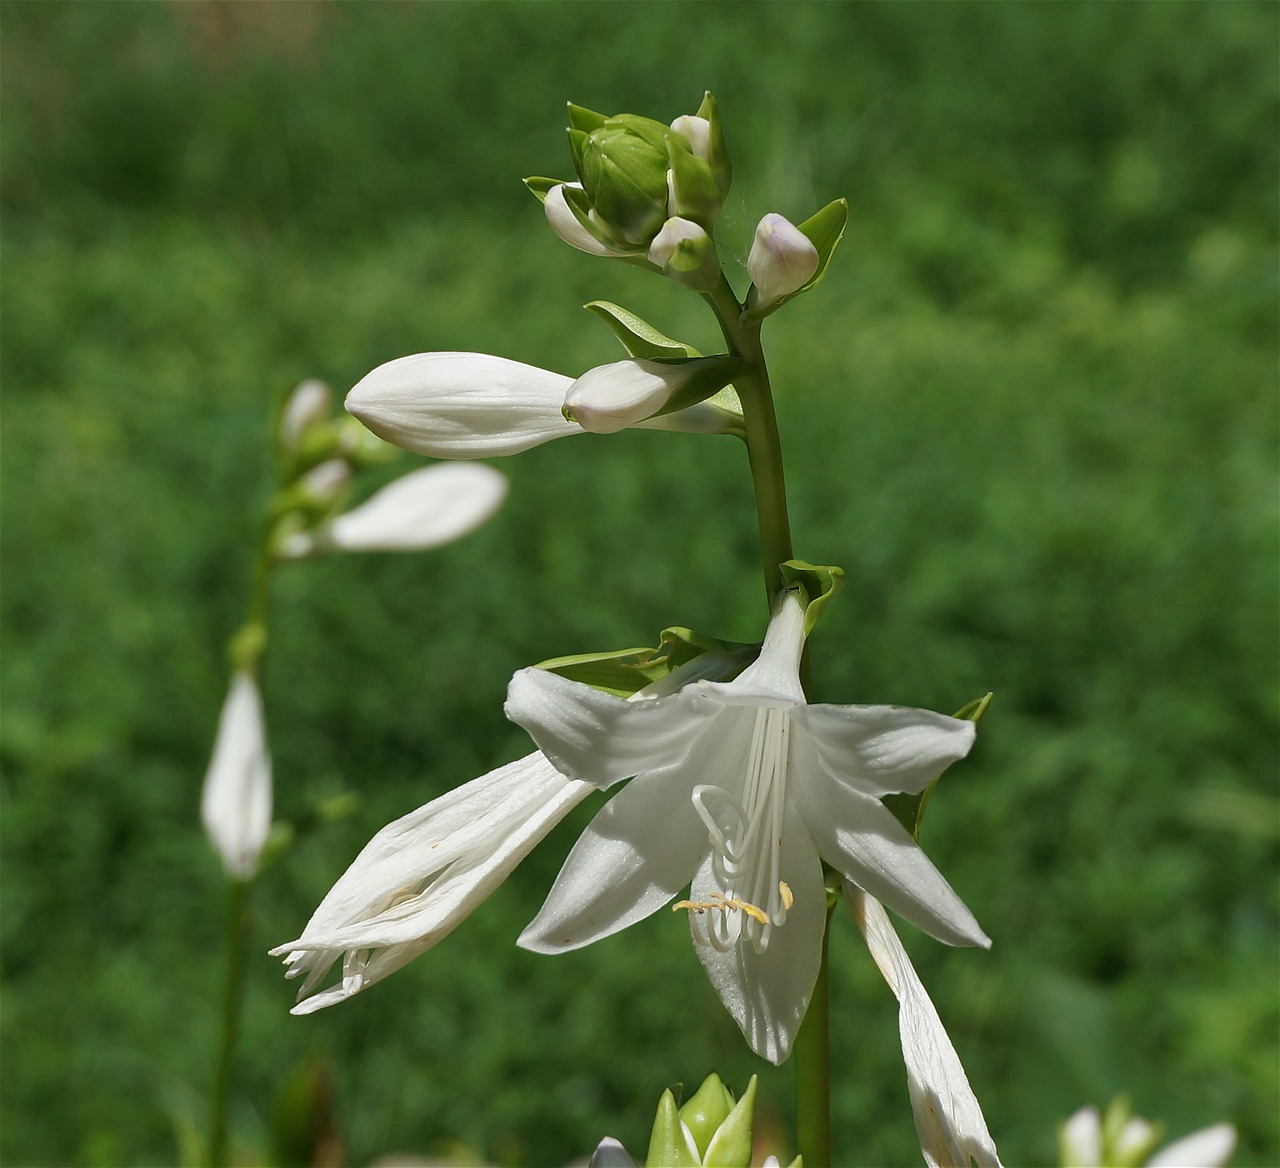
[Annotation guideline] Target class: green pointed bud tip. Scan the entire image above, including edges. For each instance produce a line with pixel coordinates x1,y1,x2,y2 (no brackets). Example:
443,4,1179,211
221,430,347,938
566,102,607,132
666,142,723,229
679,1074,734,1159
702,1076,757,1168
647,1088,700,1168
578,122,673,246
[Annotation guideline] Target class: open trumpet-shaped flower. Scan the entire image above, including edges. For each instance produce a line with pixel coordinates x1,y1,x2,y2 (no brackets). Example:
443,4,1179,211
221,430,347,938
345,353,740,460
507,586,988,1063
270,753,594,1013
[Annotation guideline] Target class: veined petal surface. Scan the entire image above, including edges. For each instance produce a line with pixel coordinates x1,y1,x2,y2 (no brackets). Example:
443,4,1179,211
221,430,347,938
346,352,578,458
505,667,710,787
519,762,710,953
791,732,989,948
792,703,975,799
691,800,826,1064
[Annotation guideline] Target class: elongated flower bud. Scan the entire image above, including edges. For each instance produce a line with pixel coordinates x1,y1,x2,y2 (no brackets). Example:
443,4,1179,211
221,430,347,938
201,672,272,881
747,213,820,305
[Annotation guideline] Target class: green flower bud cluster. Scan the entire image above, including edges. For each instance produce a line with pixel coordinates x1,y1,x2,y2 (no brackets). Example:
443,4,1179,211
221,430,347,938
527,92,731,282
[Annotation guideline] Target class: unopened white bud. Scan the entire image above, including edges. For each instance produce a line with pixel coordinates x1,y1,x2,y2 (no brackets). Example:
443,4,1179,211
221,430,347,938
670,114,712,161
747,213,820,304
545,183,625,257
300,458,351,506
563,359,688,435
280,380,331,451
202,672,272,881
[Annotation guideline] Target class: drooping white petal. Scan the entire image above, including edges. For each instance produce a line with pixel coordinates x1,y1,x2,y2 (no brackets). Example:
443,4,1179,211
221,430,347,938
201,671,272,880
1147,1124,1237,1168
518,762,710,953
345,352,579,458
325,463,507,552
545,183,625,257
563,358,692,435
271,752,592,1012
690,800,826,1065
792,703,976,799
848,888,1003,1168
791,732,989,948
505,667,712,787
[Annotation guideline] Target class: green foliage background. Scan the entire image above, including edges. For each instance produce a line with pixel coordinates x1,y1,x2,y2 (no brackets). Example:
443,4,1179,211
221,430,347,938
2,2,1276,1165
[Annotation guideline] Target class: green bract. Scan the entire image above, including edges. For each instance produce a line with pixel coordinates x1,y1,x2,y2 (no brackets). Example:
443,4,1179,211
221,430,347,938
535,627,754,697
779,559,846,635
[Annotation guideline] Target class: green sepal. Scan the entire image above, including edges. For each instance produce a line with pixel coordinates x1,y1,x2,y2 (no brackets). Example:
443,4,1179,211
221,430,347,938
679,1074,734,1160
646,1089,701,1168
584,301,703,359
605,112,679,154
701,1076,757,1168
666,138,722,228
696,91,732,199
567,128,591,187
885,692,993,840
522,176,562,203
580,124,670,245
779,560,846,635
566,102,607,133
558,183,639,255
649,354,748,420
536,626,753,697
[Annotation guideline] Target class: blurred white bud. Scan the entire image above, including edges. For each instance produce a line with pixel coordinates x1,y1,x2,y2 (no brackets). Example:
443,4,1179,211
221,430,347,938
201,672,272,881
279,379,331,451
299,458,351,506
747,213,820,305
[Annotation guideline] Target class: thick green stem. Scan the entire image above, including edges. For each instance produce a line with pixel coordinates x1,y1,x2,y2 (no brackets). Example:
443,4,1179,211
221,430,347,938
794,897,835,1166
208,876,250,1168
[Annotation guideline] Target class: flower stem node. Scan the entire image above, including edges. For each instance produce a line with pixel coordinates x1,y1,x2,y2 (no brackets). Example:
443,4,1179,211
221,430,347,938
562,355,743,435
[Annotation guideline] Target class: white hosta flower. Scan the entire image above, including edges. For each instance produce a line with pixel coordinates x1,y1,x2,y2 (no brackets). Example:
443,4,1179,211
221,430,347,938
346,352,738,459
1061,1104,1236,1168
280,463,507,557
201,671,272,881
507,587,988,1063
270,753,594,1013
848,886,1002,1168
747,213,820,305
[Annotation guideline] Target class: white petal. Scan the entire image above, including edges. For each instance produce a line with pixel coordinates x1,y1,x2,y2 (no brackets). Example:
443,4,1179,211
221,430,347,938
505,667,711,787
747,213,819,304
1147,1124,1237,1168
545,183,623,256
721,587,807,702
670,115,712,161
848,889,1003,1168
791,733,989,948
201,671,272,880
563,359,686,435
518,762,709,952
327,463,507,552
345,352,578,458
691,800,826,1065
588,1137,638,1168
272,752,592,1011
792,703,976,799
1061,1107,1103,1167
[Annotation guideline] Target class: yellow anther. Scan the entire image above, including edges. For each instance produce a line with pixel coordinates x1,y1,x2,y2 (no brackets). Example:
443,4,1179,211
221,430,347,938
671,892,771,925
779,881,794,911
